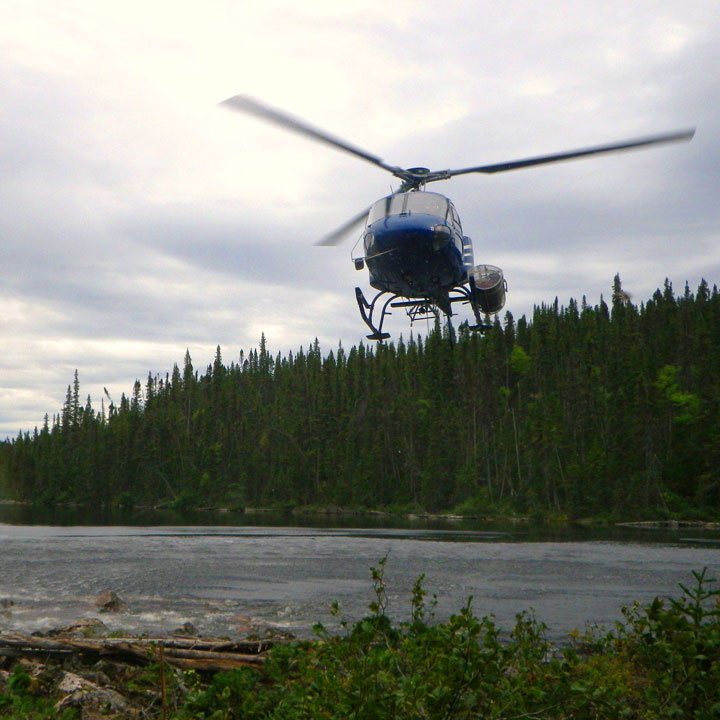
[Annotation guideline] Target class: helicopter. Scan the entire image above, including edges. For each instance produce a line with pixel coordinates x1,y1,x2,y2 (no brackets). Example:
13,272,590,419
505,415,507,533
221,95,694,340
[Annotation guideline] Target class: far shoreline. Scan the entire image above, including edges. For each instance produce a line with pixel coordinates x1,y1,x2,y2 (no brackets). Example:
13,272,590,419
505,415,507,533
2,497,719,529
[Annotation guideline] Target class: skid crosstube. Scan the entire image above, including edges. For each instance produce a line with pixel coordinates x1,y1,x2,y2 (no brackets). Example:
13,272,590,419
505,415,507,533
355,283,493,340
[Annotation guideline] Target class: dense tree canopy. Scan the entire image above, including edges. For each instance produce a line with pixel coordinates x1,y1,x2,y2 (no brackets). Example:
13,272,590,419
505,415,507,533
1,277,719,518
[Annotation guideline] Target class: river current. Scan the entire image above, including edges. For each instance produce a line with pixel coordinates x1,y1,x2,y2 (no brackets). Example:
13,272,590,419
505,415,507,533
1,516,718,643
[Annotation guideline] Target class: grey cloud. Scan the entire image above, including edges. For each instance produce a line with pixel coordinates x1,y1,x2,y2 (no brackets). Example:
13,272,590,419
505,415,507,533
2,0,720,437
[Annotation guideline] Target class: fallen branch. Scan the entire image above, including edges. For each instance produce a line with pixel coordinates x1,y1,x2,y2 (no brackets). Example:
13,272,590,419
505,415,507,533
0,632,271,672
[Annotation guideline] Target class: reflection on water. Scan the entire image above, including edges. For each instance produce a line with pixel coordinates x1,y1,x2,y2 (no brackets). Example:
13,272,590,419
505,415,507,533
0,504,718,643
2,502,719,543
3,502,521,532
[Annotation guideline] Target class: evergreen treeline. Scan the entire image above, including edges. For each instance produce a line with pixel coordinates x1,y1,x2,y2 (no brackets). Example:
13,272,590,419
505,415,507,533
1,276,719,518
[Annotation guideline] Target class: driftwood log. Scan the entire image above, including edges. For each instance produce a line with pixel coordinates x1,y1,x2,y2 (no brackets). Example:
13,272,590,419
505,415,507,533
0,632,272,672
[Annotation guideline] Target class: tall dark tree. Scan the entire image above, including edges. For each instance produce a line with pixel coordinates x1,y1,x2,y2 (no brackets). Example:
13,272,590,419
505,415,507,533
1,279,718,519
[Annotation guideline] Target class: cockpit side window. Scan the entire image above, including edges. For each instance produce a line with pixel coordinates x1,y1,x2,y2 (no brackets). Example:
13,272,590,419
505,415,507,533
447,203,463,234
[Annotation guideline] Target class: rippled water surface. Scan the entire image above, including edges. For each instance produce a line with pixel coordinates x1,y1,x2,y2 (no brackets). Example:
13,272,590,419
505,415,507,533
1,512,718,643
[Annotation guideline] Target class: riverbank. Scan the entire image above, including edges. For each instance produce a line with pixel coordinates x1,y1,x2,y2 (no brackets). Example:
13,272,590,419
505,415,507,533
9,498,720,526
243,506,720,529
3,496,720,528
617,518,720,529
0,627,276,718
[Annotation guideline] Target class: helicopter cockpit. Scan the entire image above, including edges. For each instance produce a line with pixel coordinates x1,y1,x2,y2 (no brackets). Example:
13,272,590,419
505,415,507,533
365,191,465,260
367,191,462,233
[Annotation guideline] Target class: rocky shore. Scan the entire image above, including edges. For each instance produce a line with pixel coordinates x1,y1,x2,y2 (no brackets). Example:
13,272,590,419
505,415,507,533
615,519,720,529
0,589,291,719
0,617,282,719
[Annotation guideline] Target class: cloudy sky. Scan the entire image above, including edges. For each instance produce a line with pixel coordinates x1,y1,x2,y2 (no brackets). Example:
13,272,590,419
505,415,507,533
1,0,718,438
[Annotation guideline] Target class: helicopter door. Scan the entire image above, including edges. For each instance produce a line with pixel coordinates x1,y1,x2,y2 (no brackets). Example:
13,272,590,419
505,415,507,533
444,200,464,256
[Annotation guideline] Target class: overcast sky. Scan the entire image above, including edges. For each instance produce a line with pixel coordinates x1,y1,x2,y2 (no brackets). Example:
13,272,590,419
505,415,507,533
1,0,718,438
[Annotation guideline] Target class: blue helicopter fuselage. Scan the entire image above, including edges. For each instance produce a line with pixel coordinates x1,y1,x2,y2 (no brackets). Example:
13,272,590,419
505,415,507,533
362,191,471,302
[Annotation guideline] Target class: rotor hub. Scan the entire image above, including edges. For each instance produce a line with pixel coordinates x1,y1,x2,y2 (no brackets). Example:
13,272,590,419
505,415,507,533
398,167,434,191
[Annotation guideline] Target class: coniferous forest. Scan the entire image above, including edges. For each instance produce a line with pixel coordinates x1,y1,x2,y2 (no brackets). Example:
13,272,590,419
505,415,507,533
1,276,719,519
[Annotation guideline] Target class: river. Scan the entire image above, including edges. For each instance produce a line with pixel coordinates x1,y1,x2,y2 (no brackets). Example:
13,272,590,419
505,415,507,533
1,507,718,644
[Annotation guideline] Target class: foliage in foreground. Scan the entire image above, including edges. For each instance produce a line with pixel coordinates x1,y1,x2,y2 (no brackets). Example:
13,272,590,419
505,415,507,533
1,565,718,718
176,562,720,720
0,665,78,719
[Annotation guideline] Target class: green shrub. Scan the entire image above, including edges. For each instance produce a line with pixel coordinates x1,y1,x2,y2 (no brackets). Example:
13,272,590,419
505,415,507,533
0,666,78,720
172,564,720,720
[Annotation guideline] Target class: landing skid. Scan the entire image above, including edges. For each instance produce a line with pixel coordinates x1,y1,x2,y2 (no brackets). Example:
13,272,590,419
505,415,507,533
355,281,493,341
354,287,393,340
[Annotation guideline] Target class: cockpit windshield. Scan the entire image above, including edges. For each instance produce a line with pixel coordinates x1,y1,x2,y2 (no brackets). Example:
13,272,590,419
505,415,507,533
367,192,450,225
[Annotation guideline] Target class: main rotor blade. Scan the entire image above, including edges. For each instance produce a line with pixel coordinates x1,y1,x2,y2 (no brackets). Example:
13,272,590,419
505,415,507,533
315,207,370,246
221,95,401,175
444,128,696,177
